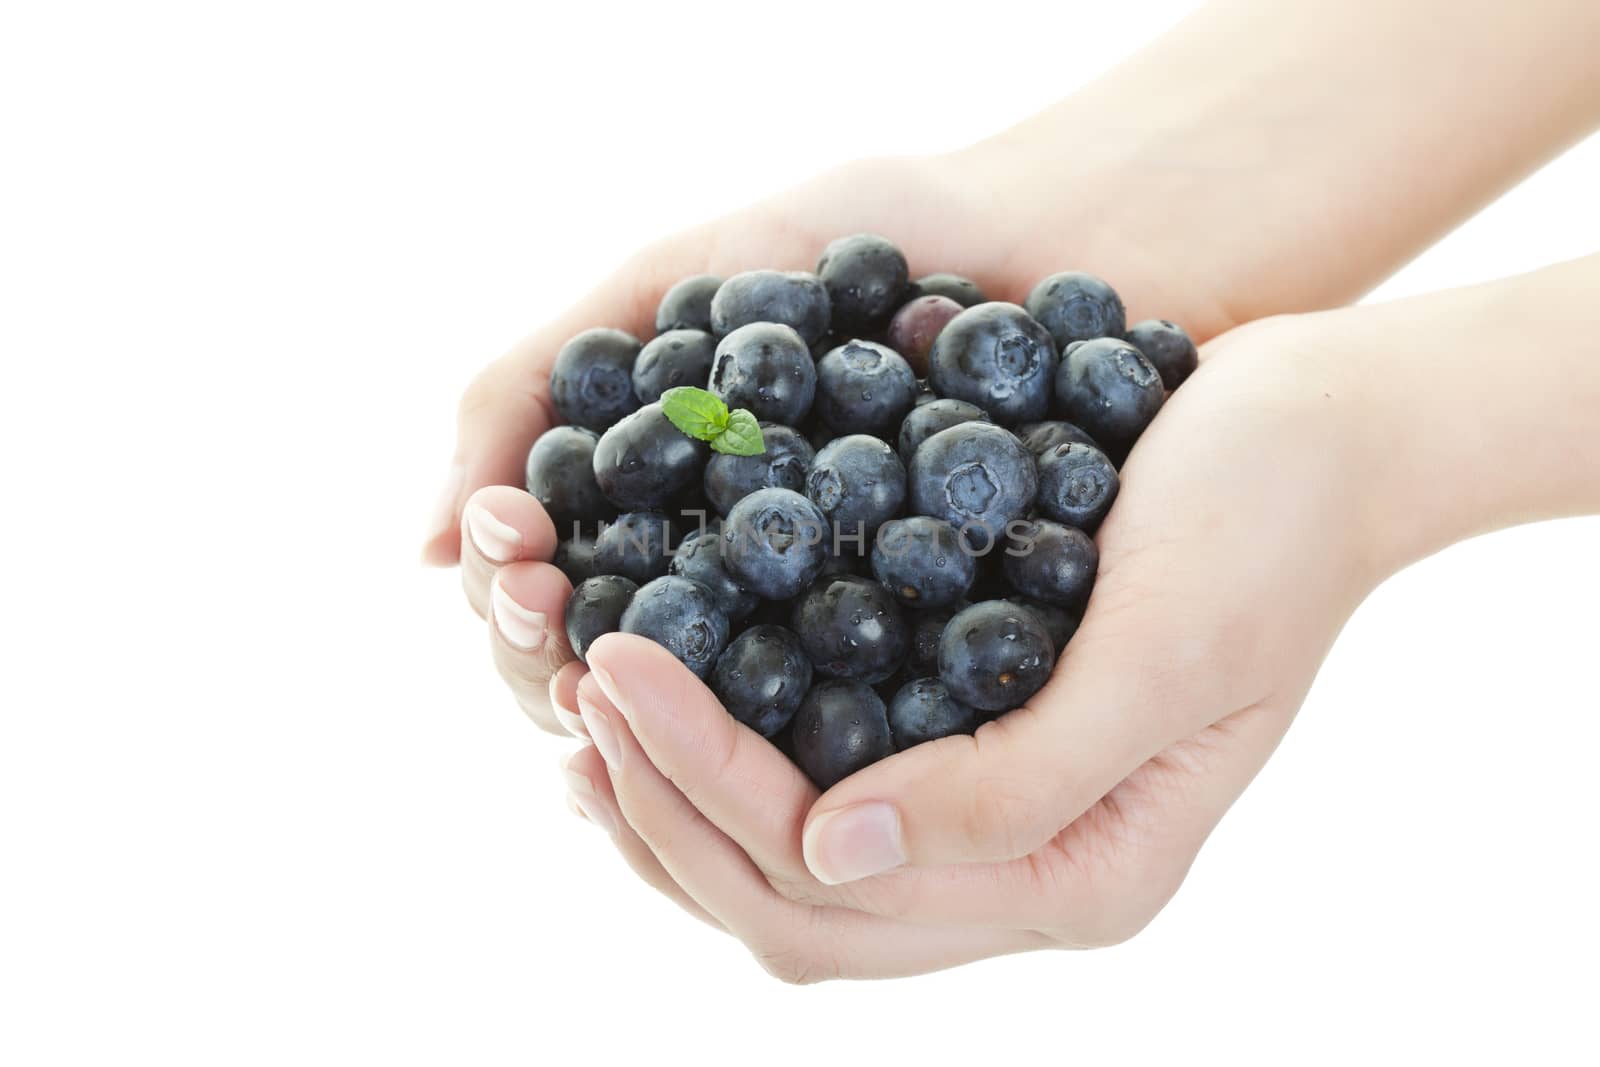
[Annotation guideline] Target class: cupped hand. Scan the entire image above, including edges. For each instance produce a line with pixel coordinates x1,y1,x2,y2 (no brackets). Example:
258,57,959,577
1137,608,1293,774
424,151,1247,732
554,313,1395,980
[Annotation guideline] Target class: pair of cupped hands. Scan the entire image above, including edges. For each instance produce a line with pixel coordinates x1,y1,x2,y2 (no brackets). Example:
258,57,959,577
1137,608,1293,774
422,155,1395,982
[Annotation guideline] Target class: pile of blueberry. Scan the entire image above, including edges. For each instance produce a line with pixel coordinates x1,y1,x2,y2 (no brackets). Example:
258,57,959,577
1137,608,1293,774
532,235,1196,789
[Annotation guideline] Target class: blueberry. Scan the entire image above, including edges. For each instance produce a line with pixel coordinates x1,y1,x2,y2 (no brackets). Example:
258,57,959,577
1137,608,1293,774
1002,596,1080,653
670,529,758,621
704,422,815,516
897,398,991,462
1053,337,1165,452
814,339,918,437
710,270,831,345
525,426,612,535
870,516,976,608
816,233,909,332
722,488,829,600
905,602,966,677
620,575,730,679
927,302,1058,424
791,680,895,789
549,327,642,432
711,624,813,738
1035,442,1120,533
791,574,908,684
592,402,709,511
565,575,637,663
1015,419,1101,457
593,511,674,585
655,274,722,334
1002,519,1098,610
708,322,817,426
1024,272,1126,348
1124,318,1198,390
553,534,598,585
906,273,986,307
886,294,964,376
631,328,716,404
907,422,1038,551
888,678,979,749
938,600,1056,712
806,435,908,545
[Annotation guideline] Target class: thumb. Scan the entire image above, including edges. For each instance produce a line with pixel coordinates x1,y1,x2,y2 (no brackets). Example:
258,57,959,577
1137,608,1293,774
799,613,1238,885
421,236,710,566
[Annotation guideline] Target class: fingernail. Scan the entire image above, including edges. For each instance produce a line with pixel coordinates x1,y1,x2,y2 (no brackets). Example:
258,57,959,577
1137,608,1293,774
426,463,465,538
577,695,620,768
491,578,547,652
569,792,616,837
466,500,523,564
550,675,588,738
803,803,906,885
590,664,627,722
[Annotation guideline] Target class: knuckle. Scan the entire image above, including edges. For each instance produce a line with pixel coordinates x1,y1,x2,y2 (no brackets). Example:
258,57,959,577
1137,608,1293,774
964,774,1050,861
752,940,836,987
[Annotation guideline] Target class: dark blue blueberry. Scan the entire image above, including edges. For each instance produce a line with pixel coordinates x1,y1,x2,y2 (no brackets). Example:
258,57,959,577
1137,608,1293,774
553,534,598,585
1002,596,1080,653
791,680,895,789
1015,419,1101,457
907,422,1037,551
1035,442,1120,533
791,574,908,684
938,600,1056,712
631,329,716,404
814,340,919,437
1024,272,1126,348
896,398,991,462
549,327,642,432
1053,337,1165,452
906,602,966,677
670,528,758,622
711,624,813,738
592,402,709,511
620,575,731,680
525,426,612,535
722,488,829,600
655,274,722,334
565,575,637,663
708,322,817,425
870,516,976,609
1002,519,1098,610
927,302,1058,424
593,511,674,585
906,273,986,308
1124,318,1197,390
704,423,816,516
888,677,979,749
816,233,909,332
806,435,907,546
709,270,831,345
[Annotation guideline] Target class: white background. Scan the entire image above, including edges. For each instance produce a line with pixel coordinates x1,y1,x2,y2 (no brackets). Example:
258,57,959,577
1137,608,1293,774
3,0,1597,1063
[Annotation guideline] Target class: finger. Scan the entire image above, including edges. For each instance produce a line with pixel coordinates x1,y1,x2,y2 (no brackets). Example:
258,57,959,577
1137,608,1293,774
799,600,1250,883
488,562,577,734
422,237,714,567
574,674,1047,981
560,745,725,931
459,486,558,619
547,660,589,740
580,633,1104,929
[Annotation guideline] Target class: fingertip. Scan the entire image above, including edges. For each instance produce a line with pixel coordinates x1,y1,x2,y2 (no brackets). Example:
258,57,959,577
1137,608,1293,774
462,485,559,566
421,463,466,566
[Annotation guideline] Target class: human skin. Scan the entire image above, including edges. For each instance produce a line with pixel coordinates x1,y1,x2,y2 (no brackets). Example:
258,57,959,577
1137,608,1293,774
420,0,1600,976
557,253,1600,980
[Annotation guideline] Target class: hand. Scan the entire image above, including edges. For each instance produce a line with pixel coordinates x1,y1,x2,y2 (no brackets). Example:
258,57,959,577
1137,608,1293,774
552,313,1394,980
424,150,1244,733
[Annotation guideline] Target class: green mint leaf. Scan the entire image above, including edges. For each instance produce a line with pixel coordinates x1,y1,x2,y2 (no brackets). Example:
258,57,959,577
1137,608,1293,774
660,386,730,442
711,408,766,456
